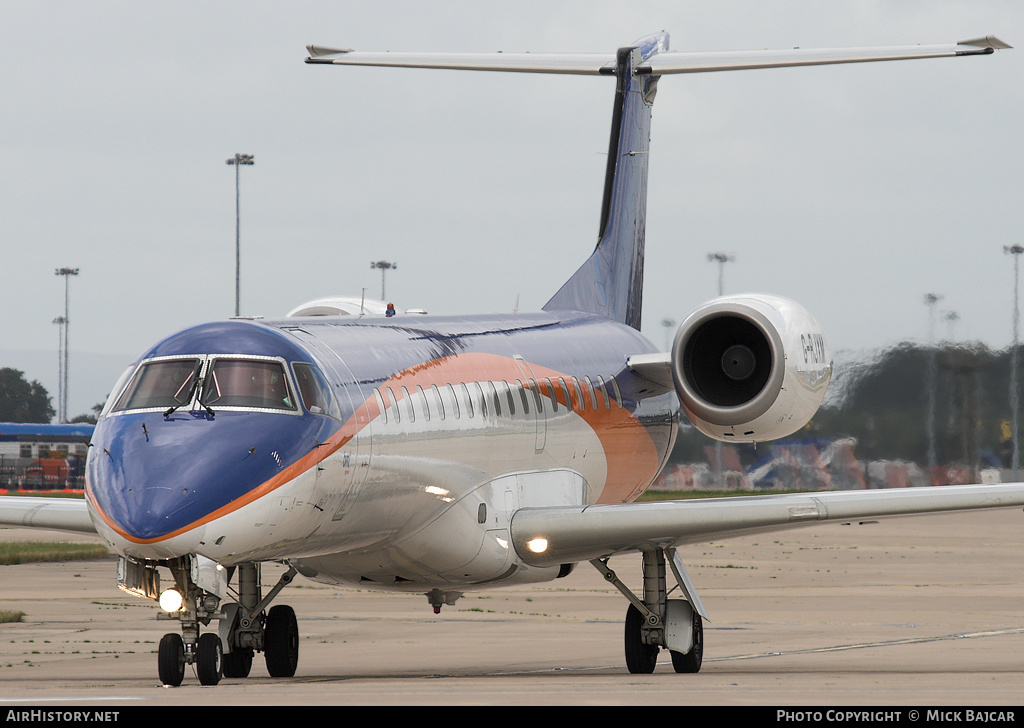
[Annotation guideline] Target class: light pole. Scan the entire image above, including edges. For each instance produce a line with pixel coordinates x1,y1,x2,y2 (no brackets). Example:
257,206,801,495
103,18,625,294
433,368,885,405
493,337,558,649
943,310,960,342
707,252,735,297
370,260,397,301
54,267,78,424
1005,244,1023,479
52,316,65,424
924,292,943,474
661,317,676,351
226,153,254,317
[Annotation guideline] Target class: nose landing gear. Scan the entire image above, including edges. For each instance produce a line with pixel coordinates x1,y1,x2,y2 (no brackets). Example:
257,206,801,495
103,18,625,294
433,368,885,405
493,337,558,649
149,558,299,686
156,619,224,687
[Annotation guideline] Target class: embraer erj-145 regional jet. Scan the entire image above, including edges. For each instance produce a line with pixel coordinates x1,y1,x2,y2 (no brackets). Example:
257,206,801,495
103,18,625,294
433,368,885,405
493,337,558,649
2,31,1022,686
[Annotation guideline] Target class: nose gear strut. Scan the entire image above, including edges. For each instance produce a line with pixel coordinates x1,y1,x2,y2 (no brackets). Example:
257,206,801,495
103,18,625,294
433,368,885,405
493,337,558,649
147,556,300,686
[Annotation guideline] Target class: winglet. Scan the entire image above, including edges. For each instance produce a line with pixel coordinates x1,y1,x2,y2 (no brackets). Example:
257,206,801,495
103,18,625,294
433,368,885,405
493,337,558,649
958,36,1013,50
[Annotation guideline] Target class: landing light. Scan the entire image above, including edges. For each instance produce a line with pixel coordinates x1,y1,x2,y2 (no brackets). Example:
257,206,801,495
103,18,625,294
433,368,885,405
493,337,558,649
525,537,549,554
159,588,183,613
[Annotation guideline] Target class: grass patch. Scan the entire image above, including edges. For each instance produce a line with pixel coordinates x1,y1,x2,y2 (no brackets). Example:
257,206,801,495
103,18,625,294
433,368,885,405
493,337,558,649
0,542,108,565
0,610,25,623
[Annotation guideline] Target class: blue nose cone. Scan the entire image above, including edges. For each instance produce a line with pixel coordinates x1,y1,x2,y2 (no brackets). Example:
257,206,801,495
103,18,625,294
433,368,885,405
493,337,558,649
87,410,326,541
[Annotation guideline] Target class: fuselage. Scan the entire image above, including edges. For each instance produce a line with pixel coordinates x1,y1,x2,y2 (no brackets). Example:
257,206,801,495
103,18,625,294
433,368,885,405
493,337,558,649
86,311,678,591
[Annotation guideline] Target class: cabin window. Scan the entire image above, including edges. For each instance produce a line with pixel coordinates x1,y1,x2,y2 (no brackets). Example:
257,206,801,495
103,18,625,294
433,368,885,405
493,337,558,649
474,382,488,418
527,379,543,413
486,382,501,417
558,378,573,411
373,389,388,424
113,358,202,412
544,378,558,412
444,383,460,419
572,378,586,411
500,380,516,416
386,387,401,423
583,376,599,410
595,376,611,410
201,359,296,411
292,363,342,419
608,376,623,408
516,380,530,414
401,386,416,423
460,383,474,418
415,385,431,422
430,385,445,420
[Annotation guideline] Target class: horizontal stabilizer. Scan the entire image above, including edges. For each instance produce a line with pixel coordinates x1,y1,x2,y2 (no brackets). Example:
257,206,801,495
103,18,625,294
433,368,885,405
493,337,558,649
306,38,1008,76
641,39,1009,75
305,49,616,75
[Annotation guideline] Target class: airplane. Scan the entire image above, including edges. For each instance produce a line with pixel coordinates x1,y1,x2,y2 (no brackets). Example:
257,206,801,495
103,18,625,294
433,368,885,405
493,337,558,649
2,31,1022,687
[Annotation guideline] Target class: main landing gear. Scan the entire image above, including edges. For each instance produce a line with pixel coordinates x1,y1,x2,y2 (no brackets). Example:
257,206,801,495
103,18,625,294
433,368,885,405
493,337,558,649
591,547,705,674
151,558,299,686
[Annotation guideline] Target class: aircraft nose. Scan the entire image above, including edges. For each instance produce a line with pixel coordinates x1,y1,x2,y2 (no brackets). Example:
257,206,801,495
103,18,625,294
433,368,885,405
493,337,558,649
87,411,324,543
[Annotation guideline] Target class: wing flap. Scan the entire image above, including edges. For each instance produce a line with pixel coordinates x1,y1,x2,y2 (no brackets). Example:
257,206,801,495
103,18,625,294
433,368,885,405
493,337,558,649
510,483,1024,567
0,496,96,534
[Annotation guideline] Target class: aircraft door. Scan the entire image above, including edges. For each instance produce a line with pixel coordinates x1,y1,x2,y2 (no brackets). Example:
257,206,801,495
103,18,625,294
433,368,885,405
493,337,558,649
285,328,371,521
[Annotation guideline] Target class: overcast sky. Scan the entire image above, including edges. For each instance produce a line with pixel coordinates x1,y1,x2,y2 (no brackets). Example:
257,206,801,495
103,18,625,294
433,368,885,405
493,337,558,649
2,1,1023,418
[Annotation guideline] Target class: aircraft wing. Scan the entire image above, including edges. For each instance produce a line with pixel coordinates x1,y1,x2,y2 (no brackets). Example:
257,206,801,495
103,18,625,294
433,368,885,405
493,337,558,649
0,496,96,535
306,37,1009,76
510,483,1024,567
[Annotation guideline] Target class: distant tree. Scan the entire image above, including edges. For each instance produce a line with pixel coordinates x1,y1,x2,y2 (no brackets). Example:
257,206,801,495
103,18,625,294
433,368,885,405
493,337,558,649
812,342,1010,469
69,402,103,425
0,368,56,423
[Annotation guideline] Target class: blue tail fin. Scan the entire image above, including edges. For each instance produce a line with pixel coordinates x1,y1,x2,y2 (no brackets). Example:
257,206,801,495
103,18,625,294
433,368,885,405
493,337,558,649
542,32,668,330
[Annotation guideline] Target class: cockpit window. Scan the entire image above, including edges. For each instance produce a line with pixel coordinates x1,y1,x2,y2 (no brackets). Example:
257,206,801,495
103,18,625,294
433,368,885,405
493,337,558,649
112,358,202,412
200,359,296,411
292,363,342,419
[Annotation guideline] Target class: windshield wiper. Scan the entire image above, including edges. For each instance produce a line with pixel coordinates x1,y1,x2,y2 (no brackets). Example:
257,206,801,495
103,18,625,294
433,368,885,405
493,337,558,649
163,364,204,417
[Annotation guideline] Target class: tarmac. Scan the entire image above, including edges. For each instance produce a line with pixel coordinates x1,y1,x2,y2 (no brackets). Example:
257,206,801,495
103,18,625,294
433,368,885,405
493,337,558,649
0,507,1022,707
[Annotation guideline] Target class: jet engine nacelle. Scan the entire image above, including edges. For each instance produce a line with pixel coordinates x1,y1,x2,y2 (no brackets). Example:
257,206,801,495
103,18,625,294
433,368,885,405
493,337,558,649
671,293,832,443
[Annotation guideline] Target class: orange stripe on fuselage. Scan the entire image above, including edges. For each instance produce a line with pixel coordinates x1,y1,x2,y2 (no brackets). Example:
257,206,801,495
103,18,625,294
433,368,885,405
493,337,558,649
92,352,660,544
355,352,661,503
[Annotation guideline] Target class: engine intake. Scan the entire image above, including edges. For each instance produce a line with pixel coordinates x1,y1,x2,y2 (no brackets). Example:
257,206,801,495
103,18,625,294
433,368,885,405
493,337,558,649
672,294,831,442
